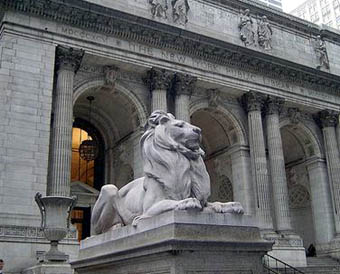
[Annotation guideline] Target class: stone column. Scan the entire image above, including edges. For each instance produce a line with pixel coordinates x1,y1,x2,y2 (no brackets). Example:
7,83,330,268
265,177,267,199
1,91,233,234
317,110,340,236
48,46,84,197
241,91,273,231
174,73,197,122
144,68,172,112
306,158,335,244
265,96,292,232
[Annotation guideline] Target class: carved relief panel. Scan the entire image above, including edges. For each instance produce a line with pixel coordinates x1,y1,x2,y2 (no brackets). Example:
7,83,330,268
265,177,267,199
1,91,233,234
238,9,273,50
148,0,190,24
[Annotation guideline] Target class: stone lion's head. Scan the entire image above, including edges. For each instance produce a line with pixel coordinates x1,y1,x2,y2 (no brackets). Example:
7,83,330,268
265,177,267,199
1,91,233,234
140,110,210,203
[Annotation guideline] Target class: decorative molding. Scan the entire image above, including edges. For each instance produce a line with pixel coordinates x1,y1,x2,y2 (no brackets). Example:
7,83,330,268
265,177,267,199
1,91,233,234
0,225,77,241
240,91,265,113
174,73,197,96
207,89,221,108
287,108,302,125
2,0,340,94
56,46,84,73
104,65,119,89
316,109,339,128
265,96,284,115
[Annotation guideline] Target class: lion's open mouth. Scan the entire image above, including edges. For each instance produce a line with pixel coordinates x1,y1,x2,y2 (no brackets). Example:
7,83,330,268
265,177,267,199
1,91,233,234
185,139,200,151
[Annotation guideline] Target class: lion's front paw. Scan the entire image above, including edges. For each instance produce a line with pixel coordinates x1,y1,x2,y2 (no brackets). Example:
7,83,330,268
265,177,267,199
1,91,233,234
210,202,244,214
175,198,202,211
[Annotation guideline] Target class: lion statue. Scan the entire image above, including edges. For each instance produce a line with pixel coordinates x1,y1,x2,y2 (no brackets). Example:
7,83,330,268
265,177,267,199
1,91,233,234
91,110,244,235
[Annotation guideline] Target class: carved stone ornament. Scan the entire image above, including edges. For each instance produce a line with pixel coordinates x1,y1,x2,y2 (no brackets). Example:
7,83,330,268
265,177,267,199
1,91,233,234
149,0,168,19
55,46,84,73
240,91,265,113
257,16,272,50
314,35,330,70
91,111,244,234
288,108,301,125
239,9,255,47
316,109,339,128
104,65,119,89
171,0,190,25
143,67,173,91
265,96,284,115
208,89,221,108
174,73,197,96
3,0,340,94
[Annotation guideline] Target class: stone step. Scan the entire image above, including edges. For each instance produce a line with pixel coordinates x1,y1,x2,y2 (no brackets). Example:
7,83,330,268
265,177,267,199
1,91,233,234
306,256,340,267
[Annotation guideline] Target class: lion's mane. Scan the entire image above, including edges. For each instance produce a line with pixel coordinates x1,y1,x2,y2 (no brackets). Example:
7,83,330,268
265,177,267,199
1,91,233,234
140,111,211,205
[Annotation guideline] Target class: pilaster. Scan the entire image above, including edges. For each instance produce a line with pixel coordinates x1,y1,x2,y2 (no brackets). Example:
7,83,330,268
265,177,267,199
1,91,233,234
48,46,84,197
306,158,335,245
265,96,292,232
174,73,196,122
241,91,273,231
317,109,340,236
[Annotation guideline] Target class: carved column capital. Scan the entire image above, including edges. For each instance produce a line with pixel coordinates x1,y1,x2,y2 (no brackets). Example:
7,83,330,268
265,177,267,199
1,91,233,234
56,46,84,73
240,91,265,113
144,68,173,91
174,73,197,96
265,96,285,115
316,110,339,128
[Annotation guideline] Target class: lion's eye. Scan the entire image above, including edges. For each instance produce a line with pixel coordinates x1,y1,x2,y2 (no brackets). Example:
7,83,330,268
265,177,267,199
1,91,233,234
175,123,184,128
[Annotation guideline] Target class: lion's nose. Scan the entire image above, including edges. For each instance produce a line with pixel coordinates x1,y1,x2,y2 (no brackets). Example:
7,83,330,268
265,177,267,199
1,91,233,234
193,127,201,135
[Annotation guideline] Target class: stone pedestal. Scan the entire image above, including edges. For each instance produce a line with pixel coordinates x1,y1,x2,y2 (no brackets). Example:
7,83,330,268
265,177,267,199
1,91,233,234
22,263,72,274
71,211,272,274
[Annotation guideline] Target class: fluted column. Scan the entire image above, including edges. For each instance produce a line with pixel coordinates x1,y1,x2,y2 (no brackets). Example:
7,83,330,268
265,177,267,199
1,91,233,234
265,96,292,232
48,46,84,197
174,73,196,122
241,91,273,231
144,68,172,112
317,110,340,236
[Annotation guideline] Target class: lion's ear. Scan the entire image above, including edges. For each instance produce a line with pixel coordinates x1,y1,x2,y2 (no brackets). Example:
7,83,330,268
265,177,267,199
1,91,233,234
159,115,170,124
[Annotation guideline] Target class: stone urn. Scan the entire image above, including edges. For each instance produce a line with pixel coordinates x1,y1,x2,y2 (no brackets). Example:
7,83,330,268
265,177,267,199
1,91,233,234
35,193,77,262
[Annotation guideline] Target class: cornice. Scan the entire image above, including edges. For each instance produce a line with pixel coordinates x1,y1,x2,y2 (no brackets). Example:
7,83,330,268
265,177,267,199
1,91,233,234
2,0,340,94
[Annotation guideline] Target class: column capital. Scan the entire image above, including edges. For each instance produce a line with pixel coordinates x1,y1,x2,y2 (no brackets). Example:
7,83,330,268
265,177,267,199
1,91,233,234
143,67,173,91
240,91,265,113
174,73,197,96
265,96,285,115
316,109,339,128
56,46,84,73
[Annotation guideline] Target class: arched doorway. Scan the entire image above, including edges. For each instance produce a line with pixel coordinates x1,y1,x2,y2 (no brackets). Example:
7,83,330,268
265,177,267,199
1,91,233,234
280,120,328,249
190,106,250,209
281,125,315,248
71,78,148,239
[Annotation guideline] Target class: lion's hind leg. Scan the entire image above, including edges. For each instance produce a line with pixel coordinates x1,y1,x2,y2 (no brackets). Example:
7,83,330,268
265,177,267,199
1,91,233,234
206,201,244,214
91,184,123,235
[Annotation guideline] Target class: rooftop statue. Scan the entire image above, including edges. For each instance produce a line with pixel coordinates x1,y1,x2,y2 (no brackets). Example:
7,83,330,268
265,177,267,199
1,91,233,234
91,111,244,235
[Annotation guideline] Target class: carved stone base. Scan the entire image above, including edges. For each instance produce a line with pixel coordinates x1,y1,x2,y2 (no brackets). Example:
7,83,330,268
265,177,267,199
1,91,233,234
22,262,72,274
265,232,307,267
71,211,272,274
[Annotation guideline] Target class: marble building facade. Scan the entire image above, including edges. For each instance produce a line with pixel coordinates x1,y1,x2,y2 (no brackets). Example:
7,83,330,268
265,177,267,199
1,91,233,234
1,0,340,272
